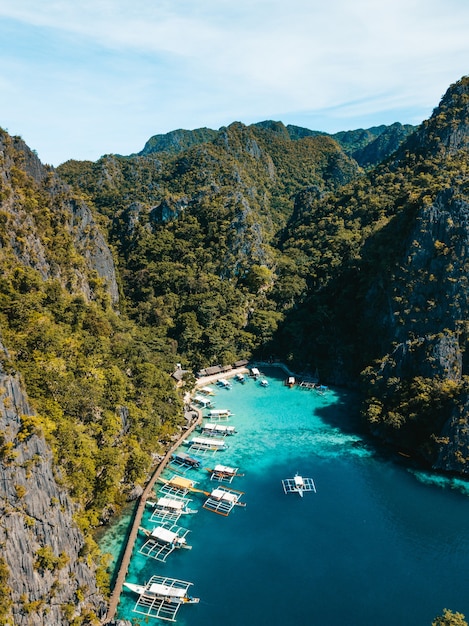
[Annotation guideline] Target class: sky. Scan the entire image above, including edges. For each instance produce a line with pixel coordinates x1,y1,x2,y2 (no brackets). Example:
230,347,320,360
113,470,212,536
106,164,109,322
1,1,469,166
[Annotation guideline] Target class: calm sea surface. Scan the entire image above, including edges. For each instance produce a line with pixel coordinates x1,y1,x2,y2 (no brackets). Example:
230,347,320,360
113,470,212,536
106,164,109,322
100,367,469,626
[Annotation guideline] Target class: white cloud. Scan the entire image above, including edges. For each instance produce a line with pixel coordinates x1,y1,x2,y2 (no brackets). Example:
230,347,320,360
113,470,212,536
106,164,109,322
0,0,468,163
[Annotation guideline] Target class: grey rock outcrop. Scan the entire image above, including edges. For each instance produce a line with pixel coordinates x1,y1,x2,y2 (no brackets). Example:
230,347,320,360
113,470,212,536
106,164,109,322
0,128,119,305
0,340,107,624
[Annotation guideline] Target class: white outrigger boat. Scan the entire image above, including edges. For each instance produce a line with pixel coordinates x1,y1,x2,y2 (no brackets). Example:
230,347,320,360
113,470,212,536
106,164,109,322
260,378,269,387
217,378,232,388
187,436,228,453
124,575,199,622
138,523,191,562
205,464,244,483
235,372,246,383
193,394,213,408
206,408,233,420
200,422,236,437
203,485,246,516
282,473,317,497
147,496,198,524
199,385,215,395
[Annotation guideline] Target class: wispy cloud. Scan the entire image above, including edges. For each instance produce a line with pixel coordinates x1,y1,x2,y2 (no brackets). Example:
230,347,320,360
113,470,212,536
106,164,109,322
0,0,468,164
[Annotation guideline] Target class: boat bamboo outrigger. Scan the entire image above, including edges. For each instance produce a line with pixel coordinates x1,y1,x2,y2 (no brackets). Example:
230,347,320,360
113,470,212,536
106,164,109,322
217,378,232,388
282,473,317,497
235,372,246,383
200,423,236,437
124,575,199,622
205,464,244,483
138,523,191,562
203,485,246,516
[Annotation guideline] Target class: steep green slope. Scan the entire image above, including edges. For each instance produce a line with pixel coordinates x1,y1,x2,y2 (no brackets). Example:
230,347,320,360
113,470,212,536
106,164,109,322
0,128,185,603
279,76,469,473
58,121,360,370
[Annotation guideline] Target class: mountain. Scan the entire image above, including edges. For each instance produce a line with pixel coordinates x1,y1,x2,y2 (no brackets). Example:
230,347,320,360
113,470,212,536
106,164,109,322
136,119,416,170
0,128,183,623
278,76,469,473
2,76,469,621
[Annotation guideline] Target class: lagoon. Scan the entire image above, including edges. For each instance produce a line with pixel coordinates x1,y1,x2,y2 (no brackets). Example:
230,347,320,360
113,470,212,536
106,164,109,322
105,367,469,625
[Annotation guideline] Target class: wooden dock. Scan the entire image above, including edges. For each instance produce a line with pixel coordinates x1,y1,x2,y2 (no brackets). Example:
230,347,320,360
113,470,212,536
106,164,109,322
103,411,202,624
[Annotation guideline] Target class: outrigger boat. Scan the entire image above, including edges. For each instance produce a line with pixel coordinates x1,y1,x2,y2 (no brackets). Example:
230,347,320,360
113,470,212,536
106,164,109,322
203,485,246,516
199,385,215,395
147,496,198,524
217,378,232,388
170,451,201,471
193,394,213,408
235,372,246,383
206,408,233,420
187,436,228,453
285,376,296,388
260,378,269,387
138,524,191,562
282,473,317,497
159,475,198,497
200,423,236,436
205,464,244,483
124,575,199,622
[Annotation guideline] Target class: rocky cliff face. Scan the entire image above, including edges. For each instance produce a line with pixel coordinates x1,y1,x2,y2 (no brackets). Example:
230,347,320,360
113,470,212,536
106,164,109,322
0,129,119,304
0,340,106,624
359,78,469,472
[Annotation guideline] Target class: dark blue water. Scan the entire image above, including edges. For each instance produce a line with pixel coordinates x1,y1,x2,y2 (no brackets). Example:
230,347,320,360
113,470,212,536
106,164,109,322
106,368,469,625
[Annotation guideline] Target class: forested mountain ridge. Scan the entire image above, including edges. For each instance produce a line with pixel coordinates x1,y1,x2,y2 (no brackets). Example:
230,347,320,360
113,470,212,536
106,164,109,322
0,129,185,624
58,121,362,368
1,75,468,623
137,119,415,170
277,76,469,472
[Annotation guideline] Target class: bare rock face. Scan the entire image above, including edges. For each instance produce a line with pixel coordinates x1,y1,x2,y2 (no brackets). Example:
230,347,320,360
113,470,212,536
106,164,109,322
0,129,119,305
0,342,106,625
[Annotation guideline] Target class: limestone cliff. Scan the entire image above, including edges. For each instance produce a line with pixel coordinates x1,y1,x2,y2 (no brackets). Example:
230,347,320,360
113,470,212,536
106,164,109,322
359,77,469,473
0,339,106,625
0,129,119,304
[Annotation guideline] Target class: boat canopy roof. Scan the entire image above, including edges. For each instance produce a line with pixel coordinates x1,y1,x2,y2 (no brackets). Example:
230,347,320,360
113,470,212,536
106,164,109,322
148,582,186,598
151,526,178,543
212,488,238,502
157,497,185,510
214,464,235,473
192,436,226,446
251,367,260,375
169,476,195,489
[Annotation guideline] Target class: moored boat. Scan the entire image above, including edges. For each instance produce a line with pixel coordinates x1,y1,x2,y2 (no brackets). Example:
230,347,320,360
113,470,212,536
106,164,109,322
203,485,246,516
170,450,201,470
200,422,236,436
188,436,228,452
282,473,317,497
206,408,233,419
124,575,199,622
206,463,244,483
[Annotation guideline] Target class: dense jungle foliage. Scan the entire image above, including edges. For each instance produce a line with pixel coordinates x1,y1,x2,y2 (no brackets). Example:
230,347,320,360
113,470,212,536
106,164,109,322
2,76,469,600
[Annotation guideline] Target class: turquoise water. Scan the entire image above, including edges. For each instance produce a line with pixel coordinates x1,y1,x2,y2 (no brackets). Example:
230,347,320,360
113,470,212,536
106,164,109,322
109,367,469,625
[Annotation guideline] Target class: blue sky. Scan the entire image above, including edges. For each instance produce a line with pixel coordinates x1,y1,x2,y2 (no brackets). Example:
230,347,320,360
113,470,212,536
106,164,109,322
1,0,469,166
